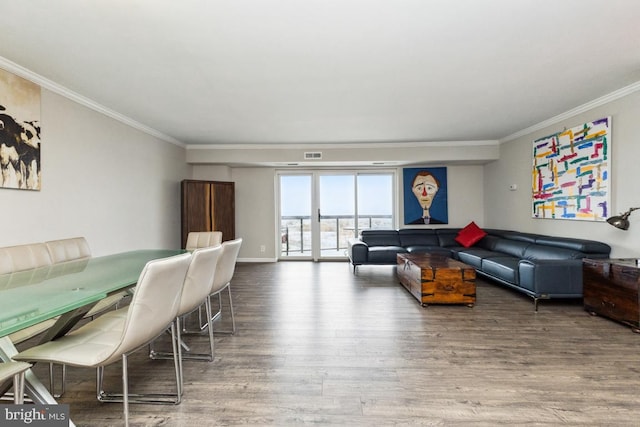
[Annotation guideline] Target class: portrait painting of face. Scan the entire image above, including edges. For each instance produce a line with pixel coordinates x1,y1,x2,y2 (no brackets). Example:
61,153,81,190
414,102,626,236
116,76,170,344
403,167,448,225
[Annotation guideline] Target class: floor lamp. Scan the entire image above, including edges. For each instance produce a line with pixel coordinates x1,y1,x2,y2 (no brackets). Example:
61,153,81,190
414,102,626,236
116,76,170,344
606,207,639,230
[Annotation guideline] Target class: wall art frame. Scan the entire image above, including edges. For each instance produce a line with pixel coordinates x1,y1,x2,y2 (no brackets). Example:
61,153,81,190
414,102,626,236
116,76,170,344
403,166,448,225
532,117,610,221
0,67,41,191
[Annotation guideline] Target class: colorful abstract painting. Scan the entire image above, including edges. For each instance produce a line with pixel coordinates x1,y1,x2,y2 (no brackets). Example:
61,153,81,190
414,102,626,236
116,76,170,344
0,68,41,191
532,117,610,221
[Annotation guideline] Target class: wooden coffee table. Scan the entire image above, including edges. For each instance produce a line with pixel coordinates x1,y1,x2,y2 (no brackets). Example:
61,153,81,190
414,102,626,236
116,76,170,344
397,253,476,307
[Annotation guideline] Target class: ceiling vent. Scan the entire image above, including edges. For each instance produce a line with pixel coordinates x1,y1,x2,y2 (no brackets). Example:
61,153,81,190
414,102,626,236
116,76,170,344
304,152,322,160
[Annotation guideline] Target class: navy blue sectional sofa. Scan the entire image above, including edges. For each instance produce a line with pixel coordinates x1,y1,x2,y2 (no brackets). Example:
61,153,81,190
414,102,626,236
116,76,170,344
347,228,611,309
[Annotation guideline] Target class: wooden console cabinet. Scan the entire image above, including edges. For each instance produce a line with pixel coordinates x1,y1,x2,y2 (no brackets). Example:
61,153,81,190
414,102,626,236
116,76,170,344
583,258,640,332
181,180,235,248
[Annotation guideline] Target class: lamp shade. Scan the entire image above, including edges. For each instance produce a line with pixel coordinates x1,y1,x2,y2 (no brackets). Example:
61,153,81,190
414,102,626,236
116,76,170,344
607,215,630,230
606,207,639,230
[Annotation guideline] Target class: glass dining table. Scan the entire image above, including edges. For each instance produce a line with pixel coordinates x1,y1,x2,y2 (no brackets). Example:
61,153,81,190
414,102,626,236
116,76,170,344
0,249,185,423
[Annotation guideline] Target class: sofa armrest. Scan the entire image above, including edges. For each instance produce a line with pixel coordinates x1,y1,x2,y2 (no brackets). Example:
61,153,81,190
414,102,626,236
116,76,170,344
518,259,584,296
348,238,369,265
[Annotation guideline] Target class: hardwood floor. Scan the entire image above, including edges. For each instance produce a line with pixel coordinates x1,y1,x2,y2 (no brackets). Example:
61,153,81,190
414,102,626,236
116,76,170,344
31,261,640,426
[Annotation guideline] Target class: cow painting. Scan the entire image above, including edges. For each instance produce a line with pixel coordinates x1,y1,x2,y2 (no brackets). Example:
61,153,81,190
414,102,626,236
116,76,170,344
0,104,41,190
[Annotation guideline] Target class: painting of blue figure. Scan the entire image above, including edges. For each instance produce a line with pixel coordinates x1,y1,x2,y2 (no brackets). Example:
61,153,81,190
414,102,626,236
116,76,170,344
403,167,448,225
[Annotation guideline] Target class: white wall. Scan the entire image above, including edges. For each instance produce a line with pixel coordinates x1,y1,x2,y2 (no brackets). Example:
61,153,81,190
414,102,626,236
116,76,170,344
192,165,232,182
192,163,486,261
0,89,189,255
232,167,278,261
192,165,277,261
485,90,640,258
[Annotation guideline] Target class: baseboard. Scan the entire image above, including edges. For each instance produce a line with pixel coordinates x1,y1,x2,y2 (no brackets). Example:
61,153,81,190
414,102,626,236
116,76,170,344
238,257,278,263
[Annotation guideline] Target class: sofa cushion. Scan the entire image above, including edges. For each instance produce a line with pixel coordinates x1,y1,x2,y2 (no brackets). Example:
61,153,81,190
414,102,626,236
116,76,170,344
475,235,500,250
481,256,520,284
493,239,531,258
399,229,439,247
368,246,406,264
361,230,401,247
534,236,612,254
457,248,500,268
523,244,582,260
436,229,463,247
455,222,488,248
483,229,515,238
505,232,541,244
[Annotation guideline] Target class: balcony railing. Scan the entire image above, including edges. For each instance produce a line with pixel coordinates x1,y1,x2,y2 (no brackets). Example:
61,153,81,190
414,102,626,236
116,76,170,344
280,214,393,256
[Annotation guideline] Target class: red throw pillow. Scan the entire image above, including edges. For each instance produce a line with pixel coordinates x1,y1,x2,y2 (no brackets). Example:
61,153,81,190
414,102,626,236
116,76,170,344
455,221,487,248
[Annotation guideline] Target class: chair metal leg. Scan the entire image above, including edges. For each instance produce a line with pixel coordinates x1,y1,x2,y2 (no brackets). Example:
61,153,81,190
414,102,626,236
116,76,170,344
205,297,215,358
48,363,66,398
96,366,103,401
149,328,190,358
97,324,182,406
179,283,236,339
61,364,66,396
208,284,236,335
14,371,25,404
227,285,236,335
181,302,221,334
151,300,216,363
122,354,130,427
199,297,222,332
173,320,184,399
49,363,54,396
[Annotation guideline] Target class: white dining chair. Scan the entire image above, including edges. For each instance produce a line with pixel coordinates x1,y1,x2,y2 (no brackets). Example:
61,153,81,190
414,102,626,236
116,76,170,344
2,243,59,395
0,361,31,404
206,238,242,334
14,252,192,427
44,237,129,396
3,244,60,346
46,238,129,318
185,231,223,251
150,245,222,393
44,237,91,263
0,243,52,275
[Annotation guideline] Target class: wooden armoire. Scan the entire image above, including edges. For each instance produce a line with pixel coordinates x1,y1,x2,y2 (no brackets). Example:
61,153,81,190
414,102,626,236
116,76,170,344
181,180,235,248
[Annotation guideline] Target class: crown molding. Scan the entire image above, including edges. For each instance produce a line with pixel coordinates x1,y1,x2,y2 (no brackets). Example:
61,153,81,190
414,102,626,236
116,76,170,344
186,139,500,150
500,80,640,143
0,56,184,147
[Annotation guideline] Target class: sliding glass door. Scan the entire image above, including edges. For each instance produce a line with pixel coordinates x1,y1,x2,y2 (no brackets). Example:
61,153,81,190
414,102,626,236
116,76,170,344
318,173,355,258
356,174,395,230
279,174,313,259
279,171,394,260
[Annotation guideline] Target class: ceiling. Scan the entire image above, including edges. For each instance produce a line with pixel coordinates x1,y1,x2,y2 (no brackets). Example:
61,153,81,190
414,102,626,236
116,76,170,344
1,0,639,147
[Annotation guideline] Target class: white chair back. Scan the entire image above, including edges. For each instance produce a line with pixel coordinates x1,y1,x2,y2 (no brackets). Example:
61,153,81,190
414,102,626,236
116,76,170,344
45,237,91,263
178,246,223,316
103,253,191,365
211,238,242,294
185,231,223,251
0,243,52,275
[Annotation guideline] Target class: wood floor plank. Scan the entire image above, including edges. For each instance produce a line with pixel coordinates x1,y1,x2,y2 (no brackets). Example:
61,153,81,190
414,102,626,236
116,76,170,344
23,261,640,426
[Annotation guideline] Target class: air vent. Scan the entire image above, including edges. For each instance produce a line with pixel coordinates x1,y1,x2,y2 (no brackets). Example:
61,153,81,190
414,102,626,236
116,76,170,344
304,152,322,160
